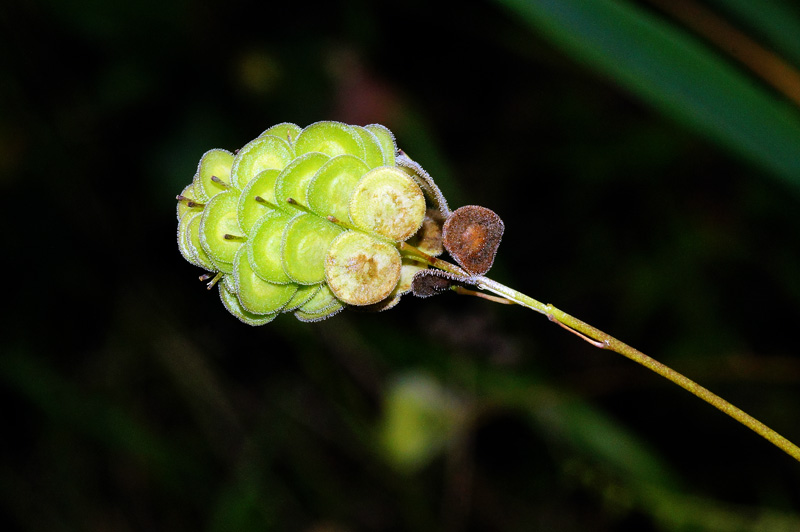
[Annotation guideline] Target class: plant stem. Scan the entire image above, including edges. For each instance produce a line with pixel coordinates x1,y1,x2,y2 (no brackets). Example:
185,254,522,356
475,275,800,463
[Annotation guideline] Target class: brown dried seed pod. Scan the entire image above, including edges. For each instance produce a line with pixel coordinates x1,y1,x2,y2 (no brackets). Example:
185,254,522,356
411,269,461,298
442,205,504,276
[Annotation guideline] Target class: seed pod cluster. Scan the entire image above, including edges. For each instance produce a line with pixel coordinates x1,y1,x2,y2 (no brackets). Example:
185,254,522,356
177,121,440,325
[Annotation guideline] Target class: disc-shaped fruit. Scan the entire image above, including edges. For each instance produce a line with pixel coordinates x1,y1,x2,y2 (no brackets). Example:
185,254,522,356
295,121,365,160
297,283,340,314
231,134,294,189
295,303,344,322
249,210,293,284
186,212,216,271
219,283,277,326
307,155,368,222
283,283,323,312
194,149,235,201
354,127,385,169
177,184,202,221
281,213,344,284
178,212,213,271
325,231,402,306
364,124,396,166
442,205,504,275
274,152,330,209
199,190,244,270
260,122,301,144
233,247,297,314
349,167,425,242
237,169,279,235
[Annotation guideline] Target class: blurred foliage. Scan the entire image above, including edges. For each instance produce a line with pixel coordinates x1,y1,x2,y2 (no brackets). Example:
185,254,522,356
2,0,800,530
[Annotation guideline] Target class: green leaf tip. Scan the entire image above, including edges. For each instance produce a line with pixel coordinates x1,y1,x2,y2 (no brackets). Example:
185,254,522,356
176,121,504,325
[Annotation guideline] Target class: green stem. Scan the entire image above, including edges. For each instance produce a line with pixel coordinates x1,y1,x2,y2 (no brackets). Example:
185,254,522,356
475,275,800,463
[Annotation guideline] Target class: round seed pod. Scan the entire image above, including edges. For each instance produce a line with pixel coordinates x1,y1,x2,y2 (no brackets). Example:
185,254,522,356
349,167,425,242
307,155,369,223
364,124,396,166
295,121,365,160
193,149,235,202
274,152,330,209
442,205,504,276
355,259,427,312
178,212,214,272
237,169,280,235
188,217,216,272
295,303,343,322
233,247,297,314
259,122,301,144
354,127,385,169
219,282,277,326
176,184,202,221
294,284,344,322
296,283,340,314
248,210,294,284
281,213,344,285
231,134,294,189
325,231,402,306
283,283,323,312
199,190,244,272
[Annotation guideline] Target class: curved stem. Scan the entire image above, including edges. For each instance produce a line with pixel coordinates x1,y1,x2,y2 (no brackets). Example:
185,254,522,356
474,275,800,463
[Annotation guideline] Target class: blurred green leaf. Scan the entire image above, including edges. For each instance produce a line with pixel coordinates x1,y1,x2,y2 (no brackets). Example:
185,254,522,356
709,0,800,66
494,0,800,190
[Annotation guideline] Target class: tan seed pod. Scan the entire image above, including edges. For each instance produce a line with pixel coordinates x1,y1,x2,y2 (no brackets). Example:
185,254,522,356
349,167,426,242
325,231,402,306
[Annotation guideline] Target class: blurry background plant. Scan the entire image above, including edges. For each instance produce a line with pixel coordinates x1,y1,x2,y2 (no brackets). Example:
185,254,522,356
3,0,800,530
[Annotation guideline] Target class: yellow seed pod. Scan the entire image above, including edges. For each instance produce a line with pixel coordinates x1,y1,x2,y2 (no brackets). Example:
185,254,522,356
349,167,426,242
325,231,402,306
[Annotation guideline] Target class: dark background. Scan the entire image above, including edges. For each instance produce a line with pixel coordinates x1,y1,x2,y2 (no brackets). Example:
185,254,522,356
2,0,800,530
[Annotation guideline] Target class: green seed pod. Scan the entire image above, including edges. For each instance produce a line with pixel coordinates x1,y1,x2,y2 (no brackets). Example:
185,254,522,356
233,247,297,314
237,169,280,235
176,184,202,221
297,283,340,314
274,152,330,209
177,121,454,325
283,283,323,312
178,212,214,272
295,121,365,159
199,190,244,273
248,210,294,284
364,124,396,166
281,213,344,285
219,282,277,326
307,155,369,223
294,284,344,322
295,303,344,322
259,122,301,144
231,134,294,189
353,127,385,169
193,149,235,202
